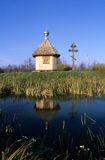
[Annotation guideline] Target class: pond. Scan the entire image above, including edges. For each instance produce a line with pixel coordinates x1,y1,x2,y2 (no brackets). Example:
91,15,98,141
0,96,105,149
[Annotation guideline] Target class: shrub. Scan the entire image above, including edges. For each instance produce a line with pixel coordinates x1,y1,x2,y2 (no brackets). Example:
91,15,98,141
0,68,4,73
93,63,105,72
57,64,71,71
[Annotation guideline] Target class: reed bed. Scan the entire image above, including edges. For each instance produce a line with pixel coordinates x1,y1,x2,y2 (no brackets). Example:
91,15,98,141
0,71,105,98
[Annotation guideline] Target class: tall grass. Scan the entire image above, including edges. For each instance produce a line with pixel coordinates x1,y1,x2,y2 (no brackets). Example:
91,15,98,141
0,71,105,97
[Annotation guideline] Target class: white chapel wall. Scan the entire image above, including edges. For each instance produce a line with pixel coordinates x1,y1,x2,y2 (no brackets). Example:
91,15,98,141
36,56,57,71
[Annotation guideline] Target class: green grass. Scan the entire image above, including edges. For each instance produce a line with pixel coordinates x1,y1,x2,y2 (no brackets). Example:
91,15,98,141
0,70,105,97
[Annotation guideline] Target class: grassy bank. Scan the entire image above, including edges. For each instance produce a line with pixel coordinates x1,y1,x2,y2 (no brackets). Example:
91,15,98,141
0,71,105,97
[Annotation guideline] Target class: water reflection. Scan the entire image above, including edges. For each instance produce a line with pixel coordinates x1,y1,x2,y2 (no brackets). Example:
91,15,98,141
34,99,60,121
69,101,77,119
1,96,105,140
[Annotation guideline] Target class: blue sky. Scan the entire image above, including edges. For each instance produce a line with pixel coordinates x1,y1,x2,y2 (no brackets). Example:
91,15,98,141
0,0,105,66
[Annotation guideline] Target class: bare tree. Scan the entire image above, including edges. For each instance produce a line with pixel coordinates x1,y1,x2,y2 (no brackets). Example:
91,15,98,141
2,57,34,72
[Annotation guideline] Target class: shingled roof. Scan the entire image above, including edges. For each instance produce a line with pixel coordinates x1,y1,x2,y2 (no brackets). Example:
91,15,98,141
32,31,60,57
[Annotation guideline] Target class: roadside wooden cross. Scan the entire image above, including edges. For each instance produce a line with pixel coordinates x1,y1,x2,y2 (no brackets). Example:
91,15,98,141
68,43,78,70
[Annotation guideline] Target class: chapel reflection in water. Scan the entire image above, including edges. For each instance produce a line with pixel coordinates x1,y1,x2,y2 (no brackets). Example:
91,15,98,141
34,99,60,122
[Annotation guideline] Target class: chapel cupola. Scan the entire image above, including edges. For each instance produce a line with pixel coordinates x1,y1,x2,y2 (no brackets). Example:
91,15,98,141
44,31,49,40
